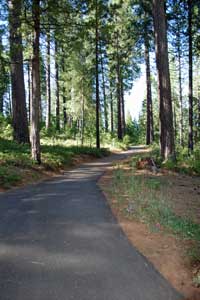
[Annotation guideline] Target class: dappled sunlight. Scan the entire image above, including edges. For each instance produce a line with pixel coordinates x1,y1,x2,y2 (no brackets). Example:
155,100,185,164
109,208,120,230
0,148,182,299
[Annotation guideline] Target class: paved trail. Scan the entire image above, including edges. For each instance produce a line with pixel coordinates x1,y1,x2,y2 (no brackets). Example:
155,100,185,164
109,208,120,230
0,148,182,300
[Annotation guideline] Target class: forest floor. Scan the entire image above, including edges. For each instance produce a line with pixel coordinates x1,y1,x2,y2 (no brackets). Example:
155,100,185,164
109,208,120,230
0,154,98,193
0,138,110,191
98,151,200,299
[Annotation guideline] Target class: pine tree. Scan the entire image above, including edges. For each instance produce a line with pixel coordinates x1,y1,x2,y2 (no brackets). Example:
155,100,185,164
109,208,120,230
30,0,41,163
8,0,29,143
153,0,175,160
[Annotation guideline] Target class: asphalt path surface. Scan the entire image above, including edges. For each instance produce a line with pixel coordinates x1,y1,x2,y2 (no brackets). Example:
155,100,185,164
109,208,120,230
0,147,182,300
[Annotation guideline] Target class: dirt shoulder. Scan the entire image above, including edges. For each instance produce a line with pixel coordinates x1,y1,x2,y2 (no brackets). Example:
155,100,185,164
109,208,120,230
98,161,200,299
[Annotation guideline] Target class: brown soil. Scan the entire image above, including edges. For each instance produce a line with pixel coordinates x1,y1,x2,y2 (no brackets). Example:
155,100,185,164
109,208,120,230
99,165,200,299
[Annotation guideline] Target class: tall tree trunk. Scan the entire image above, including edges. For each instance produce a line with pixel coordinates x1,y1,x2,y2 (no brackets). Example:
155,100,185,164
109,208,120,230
0,35,5,114
198,87,200,140
46,27,51,129
81,84,85,146
27,61,31,123
100,51,108,132
8,83,12,116
8,0,29,143
95,0,100,148
173,95,177,141
62,53,67,129
188,0,193,153
63,83,67,129
153,0,175,160
120,78,126,136
145,39,154,145
55,39,60,131
110,90,114,133
177,24,184,146
31,0,41,163
116,32,122,140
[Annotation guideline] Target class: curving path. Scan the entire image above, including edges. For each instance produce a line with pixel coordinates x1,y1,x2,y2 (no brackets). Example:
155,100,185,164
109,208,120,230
0,148,182,300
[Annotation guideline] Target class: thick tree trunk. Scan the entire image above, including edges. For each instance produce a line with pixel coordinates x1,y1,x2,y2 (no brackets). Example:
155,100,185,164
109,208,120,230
188,0,193,153
145,40,154,145
153,0,175,160
8,0,29,143
46,28,51,129
95,0,100,148
55,39,60,131
31,0,41,163
100,52,108,132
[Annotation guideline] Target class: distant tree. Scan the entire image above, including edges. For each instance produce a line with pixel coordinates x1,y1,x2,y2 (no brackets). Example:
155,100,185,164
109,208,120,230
188,0,193,153
95,0,100,148
0,32,9,114
30,0,41,163
46,26,51,129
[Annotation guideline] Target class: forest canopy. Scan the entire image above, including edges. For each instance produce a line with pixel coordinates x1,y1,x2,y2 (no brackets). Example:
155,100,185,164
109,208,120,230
0,0,199,165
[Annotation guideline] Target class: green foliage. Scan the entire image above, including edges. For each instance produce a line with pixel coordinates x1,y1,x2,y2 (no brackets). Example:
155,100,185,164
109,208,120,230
0,115,13,139
122,134,131,146
0,136,110,187
125,113,140,144
0,166,22,188
150,142,200,175
0,138,32,167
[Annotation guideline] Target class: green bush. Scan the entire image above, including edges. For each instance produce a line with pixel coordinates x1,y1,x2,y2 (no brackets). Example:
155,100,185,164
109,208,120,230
0,166,22,188
0,115,13,140
123,134,132,146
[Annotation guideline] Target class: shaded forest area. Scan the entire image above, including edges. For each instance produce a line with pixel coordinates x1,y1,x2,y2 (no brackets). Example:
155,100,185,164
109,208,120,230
0,0,200,182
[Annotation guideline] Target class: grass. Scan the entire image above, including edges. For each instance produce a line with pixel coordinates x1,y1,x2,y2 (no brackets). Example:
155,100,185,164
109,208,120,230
0,138,110,188
109,158,200,286
111,160,200,244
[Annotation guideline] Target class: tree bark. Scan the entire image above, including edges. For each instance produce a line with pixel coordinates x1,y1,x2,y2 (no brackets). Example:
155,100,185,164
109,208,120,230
95,0,100,148
176,24,184,147
152,0,175,160
198,87,200,140
8,0,29,143
145,39,154,145
120,78,126,136
0,34,6,114
100,51,108,132
31,0,41,163
27,62,31,123
46,27,51,129
55,38,60,131
110,89,114,133
188,0,193,153
116,32,123,140
81,84,85,146
63,81,67,129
